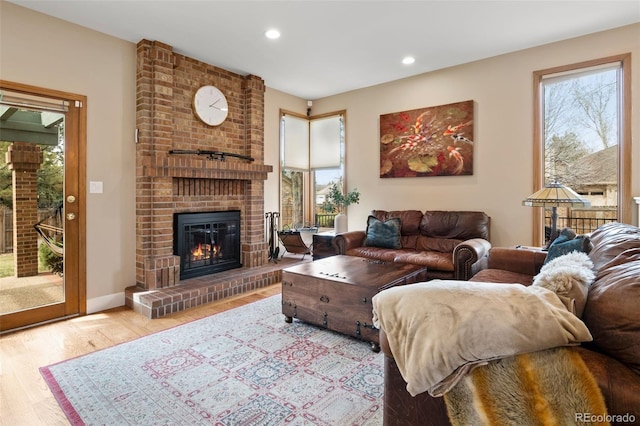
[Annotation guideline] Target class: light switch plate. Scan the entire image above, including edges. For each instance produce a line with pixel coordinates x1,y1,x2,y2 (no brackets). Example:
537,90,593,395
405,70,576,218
89,181,103,194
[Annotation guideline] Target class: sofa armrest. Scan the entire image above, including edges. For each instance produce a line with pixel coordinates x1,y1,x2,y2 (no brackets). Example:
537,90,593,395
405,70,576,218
487,247,547,276
574,347,640,420
333,230,366,254
380,328,452,426
453,238,491,280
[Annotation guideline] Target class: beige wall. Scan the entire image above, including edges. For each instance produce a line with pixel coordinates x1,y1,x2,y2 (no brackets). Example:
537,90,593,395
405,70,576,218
1,2,137,311
2,2,639,310
279,23,639,247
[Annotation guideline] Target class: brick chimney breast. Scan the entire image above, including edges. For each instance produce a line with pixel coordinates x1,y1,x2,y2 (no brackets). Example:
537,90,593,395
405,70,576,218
135,39,272,290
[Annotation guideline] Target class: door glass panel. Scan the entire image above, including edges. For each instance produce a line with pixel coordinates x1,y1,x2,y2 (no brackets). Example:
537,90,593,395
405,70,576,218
0,90,65,314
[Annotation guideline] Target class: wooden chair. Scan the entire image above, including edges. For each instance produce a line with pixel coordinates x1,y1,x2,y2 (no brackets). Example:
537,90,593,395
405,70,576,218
278,231,312,259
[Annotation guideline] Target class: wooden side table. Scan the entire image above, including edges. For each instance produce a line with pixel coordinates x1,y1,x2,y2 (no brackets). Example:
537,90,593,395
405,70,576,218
312,232,336,260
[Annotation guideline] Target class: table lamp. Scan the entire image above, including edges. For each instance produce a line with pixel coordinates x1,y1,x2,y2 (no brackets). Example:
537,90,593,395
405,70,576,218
522,181,591,244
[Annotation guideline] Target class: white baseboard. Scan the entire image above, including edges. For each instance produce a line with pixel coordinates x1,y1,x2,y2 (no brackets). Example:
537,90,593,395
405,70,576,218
87,292,125,314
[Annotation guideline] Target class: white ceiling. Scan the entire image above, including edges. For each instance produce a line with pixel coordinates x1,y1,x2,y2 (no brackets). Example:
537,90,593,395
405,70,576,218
8,0,640,100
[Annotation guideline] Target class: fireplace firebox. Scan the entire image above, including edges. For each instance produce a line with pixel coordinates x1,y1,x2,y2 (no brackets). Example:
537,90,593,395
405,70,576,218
174,211,241,280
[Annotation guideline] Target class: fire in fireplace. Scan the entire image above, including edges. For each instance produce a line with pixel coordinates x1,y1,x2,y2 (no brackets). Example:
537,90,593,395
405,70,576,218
174,211,241,280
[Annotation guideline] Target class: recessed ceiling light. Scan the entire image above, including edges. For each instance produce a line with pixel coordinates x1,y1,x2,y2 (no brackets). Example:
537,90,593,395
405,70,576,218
265,29,281,40
402,56,415,65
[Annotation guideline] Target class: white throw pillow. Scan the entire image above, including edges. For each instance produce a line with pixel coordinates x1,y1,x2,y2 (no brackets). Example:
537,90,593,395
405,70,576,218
532,251,595,317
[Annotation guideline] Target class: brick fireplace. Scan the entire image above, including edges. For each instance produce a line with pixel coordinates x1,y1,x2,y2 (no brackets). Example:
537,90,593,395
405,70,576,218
125,40,280,318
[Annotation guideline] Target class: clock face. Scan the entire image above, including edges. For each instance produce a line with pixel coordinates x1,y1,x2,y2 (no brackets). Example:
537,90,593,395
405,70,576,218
193,85,228,126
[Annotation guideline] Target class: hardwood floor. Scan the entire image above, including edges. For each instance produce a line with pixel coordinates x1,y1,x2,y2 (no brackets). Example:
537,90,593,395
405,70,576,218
0,284,282,426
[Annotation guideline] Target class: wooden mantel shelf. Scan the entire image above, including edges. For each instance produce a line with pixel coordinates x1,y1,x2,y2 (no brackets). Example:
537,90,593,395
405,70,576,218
139,153,273,181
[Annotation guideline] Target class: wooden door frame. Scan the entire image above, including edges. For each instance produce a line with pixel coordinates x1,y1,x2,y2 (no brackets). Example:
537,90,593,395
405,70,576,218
1,80,86,331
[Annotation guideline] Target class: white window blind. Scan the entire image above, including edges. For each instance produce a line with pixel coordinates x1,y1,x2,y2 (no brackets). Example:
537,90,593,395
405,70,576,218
0,90,69,112
282,114,309,170
310,115,341,169
541,62,621,83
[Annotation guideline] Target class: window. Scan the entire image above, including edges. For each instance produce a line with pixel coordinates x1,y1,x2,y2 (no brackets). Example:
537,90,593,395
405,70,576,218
533,54,631,246
280,110,345,230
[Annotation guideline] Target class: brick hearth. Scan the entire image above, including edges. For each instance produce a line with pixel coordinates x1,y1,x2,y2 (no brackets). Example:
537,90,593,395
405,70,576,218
125,257,308,318
126,40,276,317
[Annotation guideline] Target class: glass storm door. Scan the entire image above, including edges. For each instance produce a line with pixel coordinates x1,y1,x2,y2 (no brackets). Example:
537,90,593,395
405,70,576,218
0,82,85,332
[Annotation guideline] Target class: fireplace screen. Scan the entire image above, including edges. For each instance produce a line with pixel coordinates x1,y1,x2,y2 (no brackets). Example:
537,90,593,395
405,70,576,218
174,211,241,280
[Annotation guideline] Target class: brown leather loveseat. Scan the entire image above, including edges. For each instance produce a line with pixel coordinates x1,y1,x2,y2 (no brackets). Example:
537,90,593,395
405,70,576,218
380,222,640,425
333,210,491,281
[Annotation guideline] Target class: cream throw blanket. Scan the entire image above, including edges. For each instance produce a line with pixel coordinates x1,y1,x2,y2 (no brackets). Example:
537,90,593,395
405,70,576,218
371,280,593,397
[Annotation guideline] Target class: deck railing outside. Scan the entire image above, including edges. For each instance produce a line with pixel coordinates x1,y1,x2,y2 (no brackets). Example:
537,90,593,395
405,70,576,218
548,214,617,237
315,213,336,228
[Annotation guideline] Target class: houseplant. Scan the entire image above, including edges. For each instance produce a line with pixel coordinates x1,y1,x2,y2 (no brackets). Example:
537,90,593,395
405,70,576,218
321,183,360,233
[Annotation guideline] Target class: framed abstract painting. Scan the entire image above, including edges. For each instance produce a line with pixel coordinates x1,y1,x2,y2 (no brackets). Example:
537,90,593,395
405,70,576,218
379,100,474,178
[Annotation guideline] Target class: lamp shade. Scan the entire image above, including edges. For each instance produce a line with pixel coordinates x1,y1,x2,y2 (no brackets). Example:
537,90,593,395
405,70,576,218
522,181,591,208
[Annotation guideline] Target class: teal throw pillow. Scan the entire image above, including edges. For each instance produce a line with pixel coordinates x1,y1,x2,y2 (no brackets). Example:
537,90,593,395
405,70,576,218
364,216,402,249
544,234,591,264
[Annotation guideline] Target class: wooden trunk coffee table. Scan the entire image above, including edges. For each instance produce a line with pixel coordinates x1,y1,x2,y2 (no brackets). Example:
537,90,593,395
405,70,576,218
281,255,427,351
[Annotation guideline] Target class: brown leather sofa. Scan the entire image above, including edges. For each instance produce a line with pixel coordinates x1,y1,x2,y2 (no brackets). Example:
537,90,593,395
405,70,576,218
333,210,491,281
380,222,640,425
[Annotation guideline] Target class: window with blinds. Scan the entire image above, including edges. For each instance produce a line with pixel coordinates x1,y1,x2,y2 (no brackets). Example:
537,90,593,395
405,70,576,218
280,111,345,229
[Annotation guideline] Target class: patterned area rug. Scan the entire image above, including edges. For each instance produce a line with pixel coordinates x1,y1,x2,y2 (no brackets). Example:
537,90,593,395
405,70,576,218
40,295,384,425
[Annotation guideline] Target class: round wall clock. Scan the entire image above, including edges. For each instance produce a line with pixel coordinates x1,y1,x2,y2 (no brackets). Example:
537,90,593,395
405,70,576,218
192,85,228,126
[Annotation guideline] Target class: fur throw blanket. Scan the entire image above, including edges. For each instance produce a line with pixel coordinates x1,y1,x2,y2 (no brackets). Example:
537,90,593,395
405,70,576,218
372,279,593,397
532,251,595,317
445,347,609,426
